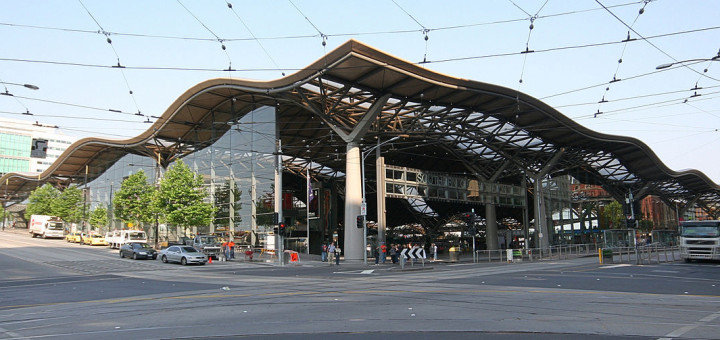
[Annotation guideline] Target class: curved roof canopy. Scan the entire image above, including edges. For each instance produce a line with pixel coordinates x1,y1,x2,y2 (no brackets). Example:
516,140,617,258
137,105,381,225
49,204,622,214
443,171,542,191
2,39,719,215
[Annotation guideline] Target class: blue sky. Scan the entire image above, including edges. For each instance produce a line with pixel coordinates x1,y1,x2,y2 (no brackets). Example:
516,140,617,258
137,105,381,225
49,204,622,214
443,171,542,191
1,0,719,183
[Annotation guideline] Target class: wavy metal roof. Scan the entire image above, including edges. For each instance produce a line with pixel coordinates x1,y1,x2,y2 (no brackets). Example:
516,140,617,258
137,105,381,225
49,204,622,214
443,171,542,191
2,39,718,215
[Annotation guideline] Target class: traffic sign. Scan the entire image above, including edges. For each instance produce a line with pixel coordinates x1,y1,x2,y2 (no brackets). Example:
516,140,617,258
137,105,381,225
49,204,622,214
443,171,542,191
400,247,426,259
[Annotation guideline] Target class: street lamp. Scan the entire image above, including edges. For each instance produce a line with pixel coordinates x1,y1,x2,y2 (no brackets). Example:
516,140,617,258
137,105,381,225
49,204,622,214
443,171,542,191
1,82,40,90
360,136,400,265
656,54,720,69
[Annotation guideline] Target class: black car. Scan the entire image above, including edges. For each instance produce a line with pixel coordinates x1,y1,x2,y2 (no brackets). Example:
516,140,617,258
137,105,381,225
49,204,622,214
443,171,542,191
119,242,158,260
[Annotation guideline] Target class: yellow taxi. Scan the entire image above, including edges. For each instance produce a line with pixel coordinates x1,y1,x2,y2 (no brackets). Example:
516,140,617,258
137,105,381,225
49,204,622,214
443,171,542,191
66,232,83,243
83,233,108,246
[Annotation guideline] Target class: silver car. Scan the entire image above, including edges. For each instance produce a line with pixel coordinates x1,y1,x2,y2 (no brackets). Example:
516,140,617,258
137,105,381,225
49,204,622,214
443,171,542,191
159,245,207,265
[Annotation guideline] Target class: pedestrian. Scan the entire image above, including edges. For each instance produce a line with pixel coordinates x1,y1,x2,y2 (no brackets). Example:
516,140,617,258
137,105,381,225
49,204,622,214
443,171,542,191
380,243,387,264
431,243,438,262
373,244,380,265
334,244,341,265
390,244,398,264
321,242,328,262
228,239,235,259
221,239,229,260
328,242,336,265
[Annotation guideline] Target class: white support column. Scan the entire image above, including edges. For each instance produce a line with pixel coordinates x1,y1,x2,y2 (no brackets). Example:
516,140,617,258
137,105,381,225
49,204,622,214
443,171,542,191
344,142,363,261
534,176,549,249
376,156,387,246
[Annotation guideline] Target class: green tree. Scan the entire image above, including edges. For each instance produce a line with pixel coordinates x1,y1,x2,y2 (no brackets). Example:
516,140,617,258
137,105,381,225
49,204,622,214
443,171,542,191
89,207,109,231
51,186,84,223
25,184,61,219
113,170,155,228
156,160,215,232
602,200,625,229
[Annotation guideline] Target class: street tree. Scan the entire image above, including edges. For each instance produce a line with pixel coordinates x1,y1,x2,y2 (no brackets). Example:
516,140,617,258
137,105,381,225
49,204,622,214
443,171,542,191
113,170,155,228
51,186,84,224
25,184,61,219
89,207,109,231
602,200,625,229
156,160,215,234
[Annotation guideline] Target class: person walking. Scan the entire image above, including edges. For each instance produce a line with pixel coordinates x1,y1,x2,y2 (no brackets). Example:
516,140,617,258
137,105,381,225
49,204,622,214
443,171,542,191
321,242,328,262
328,242,336,265
390,244,398,264
431,243,438,262
373,244,380,265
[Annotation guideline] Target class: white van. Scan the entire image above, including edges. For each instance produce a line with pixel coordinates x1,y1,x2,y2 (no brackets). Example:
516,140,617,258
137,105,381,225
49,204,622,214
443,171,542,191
29,215,65,239
112,230,148,248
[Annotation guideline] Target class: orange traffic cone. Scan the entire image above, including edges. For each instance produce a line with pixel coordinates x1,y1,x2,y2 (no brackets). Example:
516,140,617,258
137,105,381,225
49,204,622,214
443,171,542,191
208,256,212,264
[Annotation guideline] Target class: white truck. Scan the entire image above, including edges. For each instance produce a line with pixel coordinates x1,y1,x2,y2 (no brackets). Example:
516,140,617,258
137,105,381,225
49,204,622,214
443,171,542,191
107,230,148,249
679,220,720,262
29,215,65,239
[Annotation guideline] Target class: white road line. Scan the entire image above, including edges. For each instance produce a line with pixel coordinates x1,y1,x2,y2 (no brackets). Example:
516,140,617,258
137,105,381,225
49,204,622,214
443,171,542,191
600,264,632,269
0,326,22,338
659,310,720,339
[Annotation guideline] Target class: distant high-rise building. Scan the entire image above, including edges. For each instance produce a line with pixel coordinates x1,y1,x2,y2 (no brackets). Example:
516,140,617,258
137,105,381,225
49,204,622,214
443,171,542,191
0,118,77,175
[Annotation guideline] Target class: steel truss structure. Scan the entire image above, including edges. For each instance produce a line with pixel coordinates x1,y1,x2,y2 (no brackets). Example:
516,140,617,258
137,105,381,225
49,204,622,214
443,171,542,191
1,39,718,224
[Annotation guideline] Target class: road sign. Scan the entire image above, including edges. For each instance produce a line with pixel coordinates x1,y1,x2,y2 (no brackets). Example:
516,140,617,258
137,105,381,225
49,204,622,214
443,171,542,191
360,202,367,216
400,247,426,259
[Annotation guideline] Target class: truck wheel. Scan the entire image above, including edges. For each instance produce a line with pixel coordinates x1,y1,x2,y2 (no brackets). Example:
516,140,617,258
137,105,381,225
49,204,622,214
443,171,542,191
41,233,46,239
161,255,168,263
181,257,187,265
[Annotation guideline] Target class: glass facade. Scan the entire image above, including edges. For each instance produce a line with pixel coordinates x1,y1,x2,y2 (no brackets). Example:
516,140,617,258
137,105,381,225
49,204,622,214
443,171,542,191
87,106,277,246
0,133,31,173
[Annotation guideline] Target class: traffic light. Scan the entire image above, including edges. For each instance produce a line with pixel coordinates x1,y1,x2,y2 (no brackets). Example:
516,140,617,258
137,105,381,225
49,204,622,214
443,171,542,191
356,215,364,228
462,212,476,226
278,222,287,236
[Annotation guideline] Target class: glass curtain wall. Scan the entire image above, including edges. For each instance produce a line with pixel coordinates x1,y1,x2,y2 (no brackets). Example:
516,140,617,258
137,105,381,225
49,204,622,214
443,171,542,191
87,106,276,247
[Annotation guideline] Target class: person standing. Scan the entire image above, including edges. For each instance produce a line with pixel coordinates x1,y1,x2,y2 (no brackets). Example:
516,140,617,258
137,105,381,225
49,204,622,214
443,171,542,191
321,242,328,262
228,239,235,259
431,243,438,262
334,244,341,265
373,244,380,265
328,242,336,265
380,243,387,264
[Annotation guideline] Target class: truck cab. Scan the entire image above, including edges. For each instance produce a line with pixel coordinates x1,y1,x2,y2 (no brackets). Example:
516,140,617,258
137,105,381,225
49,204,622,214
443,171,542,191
680,220,720,262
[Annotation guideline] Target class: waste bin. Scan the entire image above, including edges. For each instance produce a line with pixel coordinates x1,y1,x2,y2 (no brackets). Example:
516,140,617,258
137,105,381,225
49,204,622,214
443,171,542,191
600,248,614,264
513,249,523,262
448,247,459,262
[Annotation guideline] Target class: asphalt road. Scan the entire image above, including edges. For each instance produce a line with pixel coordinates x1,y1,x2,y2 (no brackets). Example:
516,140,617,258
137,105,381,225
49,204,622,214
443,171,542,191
1,229,719,340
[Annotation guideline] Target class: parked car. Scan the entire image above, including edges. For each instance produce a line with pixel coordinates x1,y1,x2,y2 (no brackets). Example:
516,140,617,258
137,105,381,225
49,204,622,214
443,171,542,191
119,242,158,260
159,245,207,265
83,233,108,246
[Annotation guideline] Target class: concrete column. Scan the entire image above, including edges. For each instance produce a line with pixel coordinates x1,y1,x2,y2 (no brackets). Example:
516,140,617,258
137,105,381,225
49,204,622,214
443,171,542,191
344,142,363,261
485,204,498,250
376,156,387,246
534,177,549,249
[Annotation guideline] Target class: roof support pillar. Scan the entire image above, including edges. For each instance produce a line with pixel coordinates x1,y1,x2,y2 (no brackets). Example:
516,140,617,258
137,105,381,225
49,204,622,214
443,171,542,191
530,149,565,249
484,161,509,251
344,141,363,261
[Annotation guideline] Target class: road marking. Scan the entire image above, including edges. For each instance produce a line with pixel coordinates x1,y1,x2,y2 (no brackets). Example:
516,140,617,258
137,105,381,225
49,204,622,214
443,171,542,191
652,270,679,273
0,326,22,338
659,310,720,339
600,264,632,269
360,270,375,274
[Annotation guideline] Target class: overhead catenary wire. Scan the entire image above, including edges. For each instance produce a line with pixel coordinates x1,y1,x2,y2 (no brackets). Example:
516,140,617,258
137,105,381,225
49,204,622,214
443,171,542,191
594,0,651,118
225,1,284,76
78,0,143,117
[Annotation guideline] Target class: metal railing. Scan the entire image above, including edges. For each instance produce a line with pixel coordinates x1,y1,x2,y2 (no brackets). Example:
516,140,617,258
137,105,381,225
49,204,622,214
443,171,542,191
469,244,680,264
